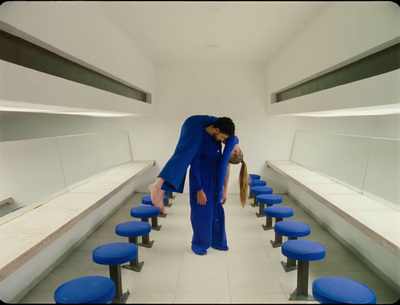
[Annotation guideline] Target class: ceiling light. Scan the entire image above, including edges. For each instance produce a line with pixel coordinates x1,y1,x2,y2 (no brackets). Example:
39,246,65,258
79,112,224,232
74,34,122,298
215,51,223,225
206,44,218,48
284,104,400,117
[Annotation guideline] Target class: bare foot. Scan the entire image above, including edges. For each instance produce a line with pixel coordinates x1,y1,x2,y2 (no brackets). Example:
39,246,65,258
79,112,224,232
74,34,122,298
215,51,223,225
149,179,165,213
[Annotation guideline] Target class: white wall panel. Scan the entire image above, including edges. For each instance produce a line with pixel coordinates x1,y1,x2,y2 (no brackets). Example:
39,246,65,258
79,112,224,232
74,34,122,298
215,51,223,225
58,131,132,189
0,138,65,212
363,138,400,206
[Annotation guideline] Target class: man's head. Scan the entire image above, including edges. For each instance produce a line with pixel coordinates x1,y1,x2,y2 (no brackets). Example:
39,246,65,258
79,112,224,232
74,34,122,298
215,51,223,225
211,117,235,141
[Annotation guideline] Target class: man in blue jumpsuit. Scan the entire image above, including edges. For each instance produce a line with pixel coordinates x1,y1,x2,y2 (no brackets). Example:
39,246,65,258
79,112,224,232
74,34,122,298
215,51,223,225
189,125,234,255
149,115,235,212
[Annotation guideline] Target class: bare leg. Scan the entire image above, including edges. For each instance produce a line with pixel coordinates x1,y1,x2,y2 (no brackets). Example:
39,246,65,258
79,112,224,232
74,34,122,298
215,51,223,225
149,177,165,213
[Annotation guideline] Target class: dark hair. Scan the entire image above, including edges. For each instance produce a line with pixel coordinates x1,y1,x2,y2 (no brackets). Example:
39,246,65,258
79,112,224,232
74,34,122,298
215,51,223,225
213,117,235,137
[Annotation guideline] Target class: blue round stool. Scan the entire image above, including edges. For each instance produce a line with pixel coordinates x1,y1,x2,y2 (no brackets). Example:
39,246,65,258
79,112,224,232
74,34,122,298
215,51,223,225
54,276,115,304
274,220,311,272
257,194,281,226
312,276,376,304
250,186,273,212
142,195,168,218
249,174,261,180
282,239,326,301
131,205,160,247
115,221,151,272
248,179,267,199
92,242,138,303
264,206,294,246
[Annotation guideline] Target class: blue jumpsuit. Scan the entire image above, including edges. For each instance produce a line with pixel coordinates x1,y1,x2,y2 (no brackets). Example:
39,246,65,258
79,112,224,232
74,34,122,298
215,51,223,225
189,130,229,255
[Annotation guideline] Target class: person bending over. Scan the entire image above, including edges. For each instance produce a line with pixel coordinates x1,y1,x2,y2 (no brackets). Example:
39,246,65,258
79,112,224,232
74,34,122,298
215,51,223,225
149,115,235,212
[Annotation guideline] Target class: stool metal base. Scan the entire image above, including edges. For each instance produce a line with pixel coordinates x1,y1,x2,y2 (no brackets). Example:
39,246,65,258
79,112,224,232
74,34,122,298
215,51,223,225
288,289,314,301
150,217,162,231
270,232,283,247
270,240,282,248
262,224,274,231
137,240,154,248
111,290,130,304
122,261,144,272
159,212,167,218
138,234,154,248
281,260,297,272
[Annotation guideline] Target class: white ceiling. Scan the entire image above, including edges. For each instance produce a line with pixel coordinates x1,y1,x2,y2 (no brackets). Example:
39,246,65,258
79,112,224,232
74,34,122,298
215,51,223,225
98,1,331,65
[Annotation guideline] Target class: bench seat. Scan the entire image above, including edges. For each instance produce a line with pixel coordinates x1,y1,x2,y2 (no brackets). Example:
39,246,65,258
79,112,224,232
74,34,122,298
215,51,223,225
0,160,154,282
266,160,400,258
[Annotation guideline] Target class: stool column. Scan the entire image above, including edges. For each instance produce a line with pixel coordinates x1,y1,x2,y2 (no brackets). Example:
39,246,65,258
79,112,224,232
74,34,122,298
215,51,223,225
256,202,267,218
109,265,129,303
282,237,297,272
297,261,309,297
122,237,144,272
251,195,258,207
271,217,283,247
138,218,154,248
150,216,162,231
261,203,273,224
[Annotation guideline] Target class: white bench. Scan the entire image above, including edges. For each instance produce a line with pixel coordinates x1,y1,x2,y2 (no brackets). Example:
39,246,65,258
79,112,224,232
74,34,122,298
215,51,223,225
0,159,154,281
266,160,400,257
265,131,400,291
0,131,155,302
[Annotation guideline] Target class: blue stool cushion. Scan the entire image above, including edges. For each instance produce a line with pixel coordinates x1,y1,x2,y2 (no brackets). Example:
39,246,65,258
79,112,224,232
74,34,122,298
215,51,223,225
257,194,281,204
313,276,376,304
141,195,167,205
54,276,115,304
115,221,151,237
249,179,267,187
251,186,273,195
93,242,138,265
274,220,310,237
282,239,325,261
264,206,294,218
130,205,160,218
249,174,261,180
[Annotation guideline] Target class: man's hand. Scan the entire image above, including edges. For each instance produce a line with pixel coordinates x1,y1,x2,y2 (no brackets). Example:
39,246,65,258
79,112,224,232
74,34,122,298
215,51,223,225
197,190,207,205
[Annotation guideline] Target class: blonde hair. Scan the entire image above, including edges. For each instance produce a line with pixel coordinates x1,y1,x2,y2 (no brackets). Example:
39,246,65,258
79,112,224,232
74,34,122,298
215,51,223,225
229,149,249,208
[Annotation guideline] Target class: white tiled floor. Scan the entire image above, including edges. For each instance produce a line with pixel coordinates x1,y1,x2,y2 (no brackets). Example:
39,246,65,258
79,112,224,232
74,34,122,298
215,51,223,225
20,192,400,304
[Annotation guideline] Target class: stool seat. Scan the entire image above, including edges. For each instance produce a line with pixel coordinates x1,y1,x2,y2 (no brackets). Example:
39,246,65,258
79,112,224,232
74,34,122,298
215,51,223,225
312,276,377,304
116,221,151,237
257,194,281,204
131,205,160,218
264,206,294,218
249,179,267,187
249,174,261,180
141,195,167,205
54,276,115,304
274,220,310,238
282,239,326,301
250,186,273,195
282,239,326,261
93,242,138,265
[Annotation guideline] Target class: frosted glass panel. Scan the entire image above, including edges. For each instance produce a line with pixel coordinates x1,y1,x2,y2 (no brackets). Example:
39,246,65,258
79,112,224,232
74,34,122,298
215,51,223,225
58,131,132,188
363,138,400,205
0,138,66,211
291,131,370,191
